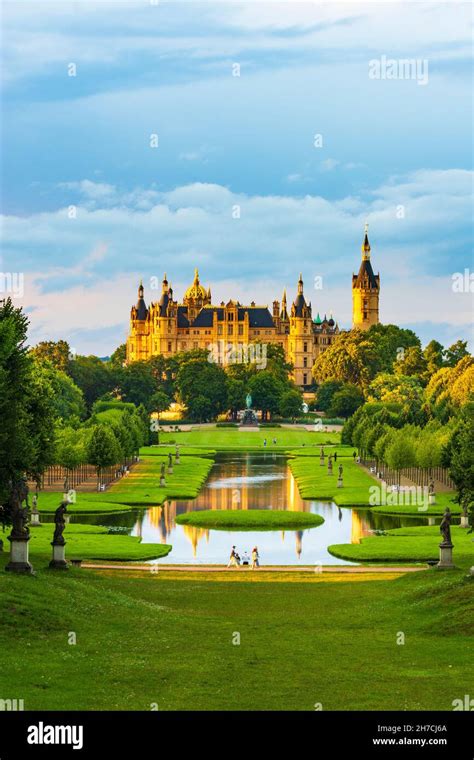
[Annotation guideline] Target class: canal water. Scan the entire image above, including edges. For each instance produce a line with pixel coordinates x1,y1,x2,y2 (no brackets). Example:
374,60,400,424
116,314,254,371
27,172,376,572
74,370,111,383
127,453,425,566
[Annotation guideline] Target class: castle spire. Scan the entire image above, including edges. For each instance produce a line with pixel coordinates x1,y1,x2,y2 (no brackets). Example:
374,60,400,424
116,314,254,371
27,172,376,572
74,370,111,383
297,273,303,295
361,223,371,260
162,273,168,293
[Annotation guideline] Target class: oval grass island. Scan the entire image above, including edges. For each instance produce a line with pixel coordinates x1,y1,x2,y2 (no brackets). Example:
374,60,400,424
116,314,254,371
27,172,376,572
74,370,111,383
176,509,324,531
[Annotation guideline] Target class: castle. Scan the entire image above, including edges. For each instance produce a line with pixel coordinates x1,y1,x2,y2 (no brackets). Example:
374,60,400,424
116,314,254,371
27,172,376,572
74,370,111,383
126,227,380,388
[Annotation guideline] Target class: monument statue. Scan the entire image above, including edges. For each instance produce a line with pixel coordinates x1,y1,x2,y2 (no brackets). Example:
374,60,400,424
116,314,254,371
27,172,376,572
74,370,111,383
160,462,166,477
439,508,452,546
245,393,252,409
428,478,435,494
52,501,68,546
338,464,343,478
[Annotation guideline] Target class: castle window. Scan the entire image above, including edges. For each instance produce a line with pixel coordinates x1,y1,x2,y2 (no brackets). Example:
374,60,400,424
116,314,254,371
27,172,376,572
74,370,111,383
238,324,244,336
228,325,233,336
303,342,307,352
218,325,223,336
303,357,307,368
193,342,198,349
303,373,307,385
363,312,368,320
167,342,172,352
228,312,234,321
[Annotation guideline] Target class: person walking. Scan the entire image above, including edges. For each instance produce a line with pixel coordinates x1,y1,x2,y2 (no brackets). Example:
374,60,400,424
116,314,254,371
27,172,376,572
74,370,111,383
251,546,260,569
227,546,239,568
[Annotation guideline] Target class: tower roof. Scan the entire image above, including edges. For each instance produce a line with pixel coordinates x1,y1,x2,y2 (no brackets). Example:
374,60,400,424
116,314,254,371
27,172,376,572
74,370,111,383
184,268,208,301
135,281,148,320
353,224,379,289
293,274,308,317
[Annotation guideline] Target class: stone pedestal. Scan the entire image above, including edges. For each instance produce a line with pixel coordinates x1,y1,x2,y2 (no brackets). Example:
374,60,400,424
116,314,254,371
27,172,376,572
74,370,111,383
337,477,343,489
436,543,455,570
5,536,34,574
160,477,166,487
428,492,436,506
49,542,68,570
320,457,324,467
175,453,180,465
460,513,469,528
167,466,173,475
30,510,41,526
327,466,333,476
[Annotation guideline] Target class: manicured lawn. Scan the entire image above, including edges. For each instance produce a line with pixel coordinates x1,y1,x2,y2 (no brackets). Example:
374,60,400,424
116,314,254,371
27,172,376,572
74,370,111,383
329,526,474,569
159,427,340,451
19,524,171,563
176,509,324,531
288,456,379,506
0,562,472,710
37,454,213,512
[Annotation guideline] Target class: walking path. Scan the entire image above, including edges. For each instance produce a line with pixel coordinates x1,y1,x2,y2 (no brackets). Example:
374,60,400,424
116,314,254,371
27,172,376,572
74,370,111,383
81,562,426,574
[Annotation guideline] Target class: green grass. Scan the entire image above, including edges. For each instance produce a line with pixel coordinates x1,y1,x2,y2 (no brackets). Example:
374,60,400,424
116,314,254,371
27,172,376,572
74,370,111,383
288,456,379,506
37,454,213,512
0,561,472,710
329,526,474,569
176,509,325,531
158,427,340,451
9,523,171,563
140,445,216,457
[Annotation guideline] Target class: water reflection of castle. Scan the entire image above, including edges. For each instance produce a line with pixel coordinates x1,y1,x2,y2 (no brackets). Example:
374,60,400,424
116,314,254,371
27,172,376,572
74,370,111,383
134,457,376,560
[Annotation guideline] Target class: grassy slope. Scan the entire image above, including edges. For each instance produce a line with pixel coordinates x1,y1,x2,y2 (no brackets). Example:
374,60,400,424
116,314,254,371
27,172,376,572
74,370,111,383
288,456,379,506
37,454,213,512
0,565,472,711
329,526,474,569
176,509,324,531
12,524,171,563
159,427,340,450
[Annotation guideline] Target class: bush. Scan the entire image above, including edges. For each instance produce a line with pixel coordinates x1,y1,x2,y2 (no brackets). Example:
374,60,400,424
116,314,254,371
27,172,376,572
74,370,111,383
216,422,238,428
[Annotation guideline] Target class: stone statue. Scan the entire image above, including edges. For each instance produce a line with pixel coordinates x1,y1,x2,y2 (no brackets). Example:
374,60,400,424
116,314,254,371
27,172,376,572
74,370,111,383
160,462,166,478
168,452,173,466
63,474,70,493
428,478,435,494
52,501,68,546
338,464,343,478
320,446,324,457
439,508,452,546
8,477,30,540
245,393,252,409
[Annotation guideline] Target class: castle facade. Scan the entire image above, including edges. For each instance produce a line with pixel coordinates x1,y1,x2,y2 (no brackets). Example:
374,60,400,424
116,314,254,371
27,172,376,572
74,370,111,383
126,228,380,389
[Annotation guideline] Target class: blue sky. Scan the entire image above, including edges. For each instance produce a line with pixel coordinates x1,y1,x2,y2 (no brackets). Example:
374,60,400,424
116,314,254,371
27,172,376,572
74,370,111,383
1,0,472,355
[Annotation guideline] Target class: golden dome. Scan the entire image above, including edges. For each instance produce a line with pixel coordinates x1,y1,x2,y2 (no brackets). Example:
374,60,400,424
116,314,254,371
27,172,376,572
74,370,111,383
184,268,208,301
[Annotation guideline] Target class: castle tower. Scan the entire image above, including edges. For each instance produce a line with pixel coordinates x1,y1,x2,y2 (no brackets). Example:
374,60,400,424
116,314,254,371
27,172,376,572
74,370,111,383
352,224,380,330
289,274,313,388
126,280,150,363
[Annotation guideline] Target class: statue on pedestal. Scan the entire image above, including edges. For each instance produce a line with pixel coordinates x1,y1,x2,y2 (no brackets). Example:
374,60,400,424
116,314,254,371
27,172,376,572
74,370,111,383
160,462,166,487
8,477,30,540
327,454,333,474
52,501,68,546
439,507,452,547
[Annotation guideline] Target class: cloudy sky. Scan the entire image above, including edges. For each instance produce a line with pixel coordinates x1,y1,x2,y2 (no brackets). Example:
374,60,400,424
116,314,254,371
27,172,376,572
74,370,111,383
1,0,472,355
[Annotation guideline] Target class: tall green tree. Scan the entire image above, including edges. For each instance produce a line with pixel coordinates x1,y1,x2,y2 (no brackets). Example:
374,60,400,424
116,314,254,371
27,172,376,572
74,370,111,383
0,300,56,526
86,425,121,489
248,371,283,420
176,358,228,421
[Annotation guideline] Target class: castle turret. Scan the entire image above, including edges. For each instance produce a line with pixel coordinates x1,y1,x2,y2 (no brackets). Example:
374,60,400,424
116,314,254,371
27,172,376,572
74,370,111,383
352,224,380,329
289,274,313,388
126,281,150,363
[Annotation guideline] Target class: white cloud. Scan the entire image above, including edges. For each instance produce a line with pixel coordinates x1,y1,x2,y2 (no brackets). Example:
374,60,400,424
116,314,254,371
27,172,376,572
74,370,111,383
2,168,472,353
